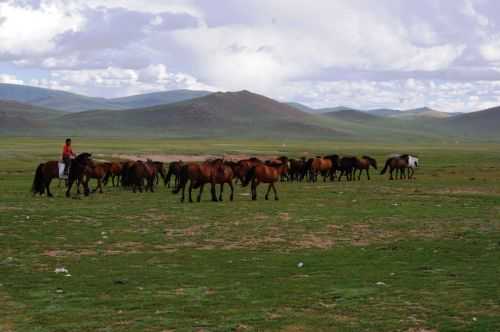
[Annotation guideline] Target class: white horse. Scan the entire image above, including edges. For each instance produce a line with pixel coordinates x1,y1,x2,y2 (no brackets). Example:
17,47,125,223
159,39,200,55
387,154,419,179
406,155,419,179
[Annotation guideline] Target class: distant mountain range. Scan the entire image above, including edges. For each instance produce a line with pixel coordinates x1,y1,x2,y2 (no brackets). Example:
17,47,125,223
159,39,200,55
0,83,499,140
287,102,459,119
0,83,211,112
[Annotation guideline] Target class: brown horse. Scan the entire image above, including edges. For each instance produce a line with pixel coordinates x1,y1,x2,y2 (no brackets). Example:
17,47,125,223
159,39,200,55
172,161,218,202
103,161,123,186
354,156,377,180
211,159,235,201
241,161,288,201
310,157,333,182
80,161,111,194
380,155,408,180
31,161,61,197
235,158,262,183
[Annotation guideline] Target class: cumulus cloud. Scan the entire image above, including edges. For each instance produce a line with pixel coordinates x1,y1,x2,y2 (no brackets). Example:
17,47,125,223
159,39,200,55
279,79,500,113
0,73,23,84
45,64,215,97
0,1,83,58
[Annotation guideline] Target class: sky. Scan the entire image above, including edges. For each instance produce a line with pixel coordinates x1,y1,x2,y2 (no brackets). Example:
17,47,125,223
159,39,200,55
1,0,500,112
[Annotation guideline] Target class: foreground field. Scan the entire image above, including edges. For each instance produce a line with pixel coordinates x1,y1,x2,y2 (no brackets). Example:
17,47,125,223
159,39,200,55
1,137,500,332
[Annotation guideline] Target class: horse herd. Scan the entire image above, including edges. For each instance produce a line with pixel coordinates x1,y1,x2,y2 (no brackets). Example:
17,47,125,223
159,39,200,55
31,153,419,201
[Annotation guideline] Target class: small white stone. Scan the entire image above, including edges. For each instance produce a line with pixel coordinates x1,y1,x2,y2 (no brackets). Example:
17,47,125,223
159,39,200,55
297,262,304,268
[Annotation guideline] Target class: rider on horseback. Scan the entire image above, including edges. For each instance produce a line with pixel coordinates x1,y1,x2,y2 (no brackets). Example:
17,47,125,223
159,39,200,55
62,138,76,176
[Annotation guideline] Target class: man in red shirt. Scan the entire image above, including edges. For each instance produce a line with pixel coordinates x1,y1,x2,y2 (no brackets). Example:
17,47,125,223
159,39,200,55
62,138,76,175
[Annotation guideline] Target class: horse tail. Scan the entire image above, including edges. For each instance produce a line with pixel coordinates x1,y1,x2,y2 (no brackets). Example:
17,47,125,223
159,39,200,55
172,164,188,194
241,166,256,187
380,158,392,174
31,163,45,194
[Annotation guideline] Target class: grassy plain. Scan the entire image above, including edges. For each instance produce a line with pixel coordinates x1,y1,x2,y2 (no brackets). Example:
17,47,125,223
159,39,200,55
1,137,499,331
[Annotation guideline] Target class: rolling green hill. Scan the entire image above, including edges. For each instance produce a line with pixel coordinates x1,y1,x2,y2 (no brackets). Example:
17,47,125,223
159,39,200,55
440,106,500,137
55,90,345,138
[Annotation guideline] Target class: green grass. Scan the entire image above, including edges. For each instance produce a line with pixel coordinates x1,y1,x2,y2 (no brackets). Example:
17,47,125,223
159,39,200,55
1,137,500,331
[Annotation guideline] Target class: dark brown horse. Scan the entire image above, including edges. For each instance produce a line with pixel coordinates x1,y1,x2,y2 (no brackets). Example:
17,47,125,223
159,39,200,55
151,161,166,185
164,161,184,188
129,160,157,193
289,157,307,182
32,153,92,197
65,153,93,197
337,156,357,181
354,156,377,180
241,161,288,201
380,155,408,180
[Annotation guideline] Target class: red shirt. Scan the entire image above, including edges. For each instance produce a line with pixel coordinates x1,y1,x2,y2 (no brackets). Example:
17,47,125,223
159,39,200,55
62,144,74,158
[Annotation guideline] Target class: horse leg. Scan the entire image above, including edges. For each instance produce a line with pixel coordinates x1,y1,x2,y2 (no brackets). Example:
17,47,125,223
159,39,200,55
210,182,218,202
180,182,186,203
229,181,234,201
46,178,53,197
367,169,370,180
197,183,204,202
272,182,279,200
251,179,257,200
188,181,194,203
219,183,224,201
389,168,394,180
265,183,272,200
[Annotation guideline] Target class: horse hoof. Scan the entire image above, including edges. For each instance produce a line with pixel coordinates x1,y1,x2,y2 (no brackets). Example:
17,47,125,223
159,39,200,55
265,196,269,200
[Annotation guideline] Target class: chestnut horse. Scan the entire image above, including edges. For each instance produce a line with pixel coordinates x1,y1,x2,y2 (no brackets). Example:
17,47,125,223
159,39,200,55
172,161,216,202
310,157,333,182
235,158,262,183
354,156,377,180
211,159,235,201
103,161,123,186
80,161,111,194
241,161,288,201
380,155,408,180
